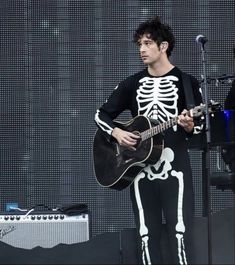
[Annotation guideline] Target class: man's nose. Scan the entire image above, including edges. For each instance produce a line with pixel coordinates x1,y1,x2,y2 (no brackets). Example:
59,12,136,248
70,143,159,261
140,45,146,53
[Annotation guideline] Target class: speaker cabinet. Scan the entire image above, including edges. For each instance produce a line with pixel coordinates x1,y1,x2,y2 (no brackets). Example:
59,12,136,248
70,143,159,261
0,211,90,249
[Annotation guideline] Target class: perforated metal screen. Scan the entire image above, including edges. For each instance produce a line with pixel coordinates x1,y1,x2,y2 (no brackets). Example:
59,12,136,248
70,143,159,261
0,0,234,237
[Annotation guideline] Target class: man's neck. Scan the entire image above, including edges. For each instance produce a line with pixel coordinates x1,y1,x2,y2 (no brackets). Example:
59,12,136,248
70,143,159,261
147,60,174,77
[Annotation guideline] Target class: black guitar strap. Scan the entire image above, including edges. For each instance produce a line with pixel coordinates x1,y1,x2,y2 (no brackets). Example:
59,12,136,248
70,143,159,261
150,72,195,128
181,71,206,149
181,71,195,109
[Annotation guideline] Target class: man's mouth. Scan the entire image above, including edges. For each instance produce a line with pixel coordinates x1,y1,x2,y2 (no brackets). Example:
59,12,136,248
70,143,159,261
141,56,148,60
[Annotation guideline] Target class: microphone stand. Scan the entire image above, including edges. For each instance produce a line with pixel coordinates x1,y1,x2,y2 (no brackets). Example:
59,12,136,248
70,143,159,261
198,41,212,265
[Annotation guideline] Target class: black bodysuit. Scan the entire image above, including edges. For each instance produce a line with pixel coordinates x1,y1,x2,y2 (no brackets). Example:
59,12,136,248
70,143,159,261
95,67,203,264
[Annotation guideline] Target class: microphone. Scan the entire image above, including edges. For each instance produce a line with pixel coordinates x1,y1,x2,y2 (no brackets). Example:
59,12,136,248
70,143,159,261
195,34,208,45
215,74,235,86
216,74,235,81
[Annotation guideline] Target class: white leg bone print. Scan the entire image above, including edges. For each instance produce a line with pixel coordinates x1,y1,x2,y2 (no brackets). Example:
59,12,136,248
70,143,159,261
172,170,187,265
134,171,152,265
134,147,187,265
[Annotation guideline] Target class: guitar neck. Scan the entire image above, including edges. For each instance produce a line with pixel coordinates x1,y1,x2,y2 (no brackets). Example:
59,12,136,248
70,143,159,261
141,116,179,141
141,108,193,141
139,102,219,141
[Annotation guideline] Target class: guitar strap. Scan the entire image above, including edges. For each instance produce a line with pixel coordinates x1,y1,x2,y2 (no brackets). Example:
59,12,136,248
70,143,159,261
181,71,205,149
181,71,196,109
150,72,195,128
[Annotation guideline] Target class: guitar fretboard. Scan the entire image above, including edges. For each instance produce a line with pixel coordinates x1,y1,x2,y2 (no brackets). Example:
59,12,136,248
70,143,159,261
141,116,178,141
139,102,218,142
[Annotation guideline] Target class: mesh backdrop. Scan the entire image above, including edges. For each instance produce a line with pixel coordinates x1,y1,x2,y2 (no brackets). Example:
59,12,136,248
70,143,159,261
0,0,234,237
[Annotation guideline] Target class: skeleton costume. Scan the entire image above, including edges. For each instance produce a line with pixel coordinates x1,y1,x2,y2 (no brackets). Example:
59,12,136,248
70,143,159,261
95,67,203,265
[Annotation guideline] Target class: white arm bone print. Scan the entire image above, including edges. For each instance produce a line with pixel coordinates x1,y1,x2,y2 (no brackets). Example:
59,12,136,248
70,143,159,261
137,76,179,131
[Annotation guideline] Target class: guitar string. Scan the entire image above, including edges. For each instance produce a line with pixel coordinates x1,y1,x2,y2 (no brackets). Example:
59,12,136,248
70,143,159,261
139,103,219,142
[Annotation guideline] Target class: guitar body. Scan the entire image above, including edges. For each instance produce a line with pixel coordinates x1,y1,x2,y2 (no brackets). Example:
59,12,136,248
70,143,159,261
93,116,164,190
93,102,221,190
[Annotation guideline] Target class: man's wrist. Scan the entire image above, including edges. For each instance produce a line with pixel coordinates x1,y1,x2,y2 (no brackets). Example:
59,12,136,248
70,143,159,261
184,122,194,133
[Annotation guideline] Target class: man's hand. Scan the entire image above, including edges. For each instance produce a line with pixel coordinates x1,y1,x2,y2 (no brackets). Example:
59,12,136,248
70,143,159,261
178,109,194,133
111,127,140,150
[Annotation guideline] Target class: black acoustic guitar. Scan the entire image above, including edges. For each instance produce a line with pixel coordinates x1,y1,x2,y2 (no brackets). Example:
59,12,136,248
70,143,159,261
93,103,219,190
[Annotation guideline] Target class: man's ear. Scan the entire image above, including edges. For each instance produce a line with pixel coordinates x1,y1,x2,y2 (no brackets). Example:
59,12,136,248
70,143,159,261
160,41,169,52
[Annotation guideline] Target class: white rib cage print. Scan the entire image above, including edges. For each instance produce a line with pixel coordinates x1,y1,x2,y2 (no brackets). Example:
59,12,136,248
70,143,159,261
137,76,179,130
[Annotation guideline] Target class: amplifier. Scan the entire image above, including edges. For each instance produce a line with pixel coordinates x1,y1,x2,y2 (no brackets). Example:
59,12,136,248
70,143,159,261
0,211,90,249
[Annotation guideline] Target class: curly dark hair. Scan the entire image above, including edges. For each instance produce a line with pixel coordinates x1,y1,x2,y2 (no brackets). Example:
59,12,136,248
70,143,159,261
133,16,175,57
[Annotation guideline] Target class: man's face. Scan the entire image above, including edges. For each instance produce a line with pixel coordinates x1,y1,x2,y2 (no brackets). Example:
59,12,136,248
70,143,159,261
137,34,162,65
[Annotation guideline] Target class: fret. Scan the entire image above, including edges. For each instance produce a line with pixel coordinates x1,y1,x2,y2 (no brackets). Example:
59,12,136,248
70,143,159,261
141,116,179,141
139,101,219,141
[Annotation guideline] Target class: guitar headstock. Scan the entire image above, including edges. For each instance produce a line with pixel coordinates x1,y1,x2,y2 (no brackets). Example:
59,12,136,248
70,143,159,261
191,100,222,118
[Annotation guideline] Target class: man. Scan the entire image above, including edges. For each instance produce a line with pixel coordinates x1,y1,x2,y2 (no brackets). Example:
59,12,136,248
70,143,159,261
94,16,203,264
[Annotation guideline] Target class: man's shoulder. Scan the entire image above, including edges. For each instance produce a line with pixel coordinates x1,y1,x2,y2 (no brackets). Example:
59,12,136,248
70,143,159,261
120,68,148,85
125,68,147,80
179,69,199,84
